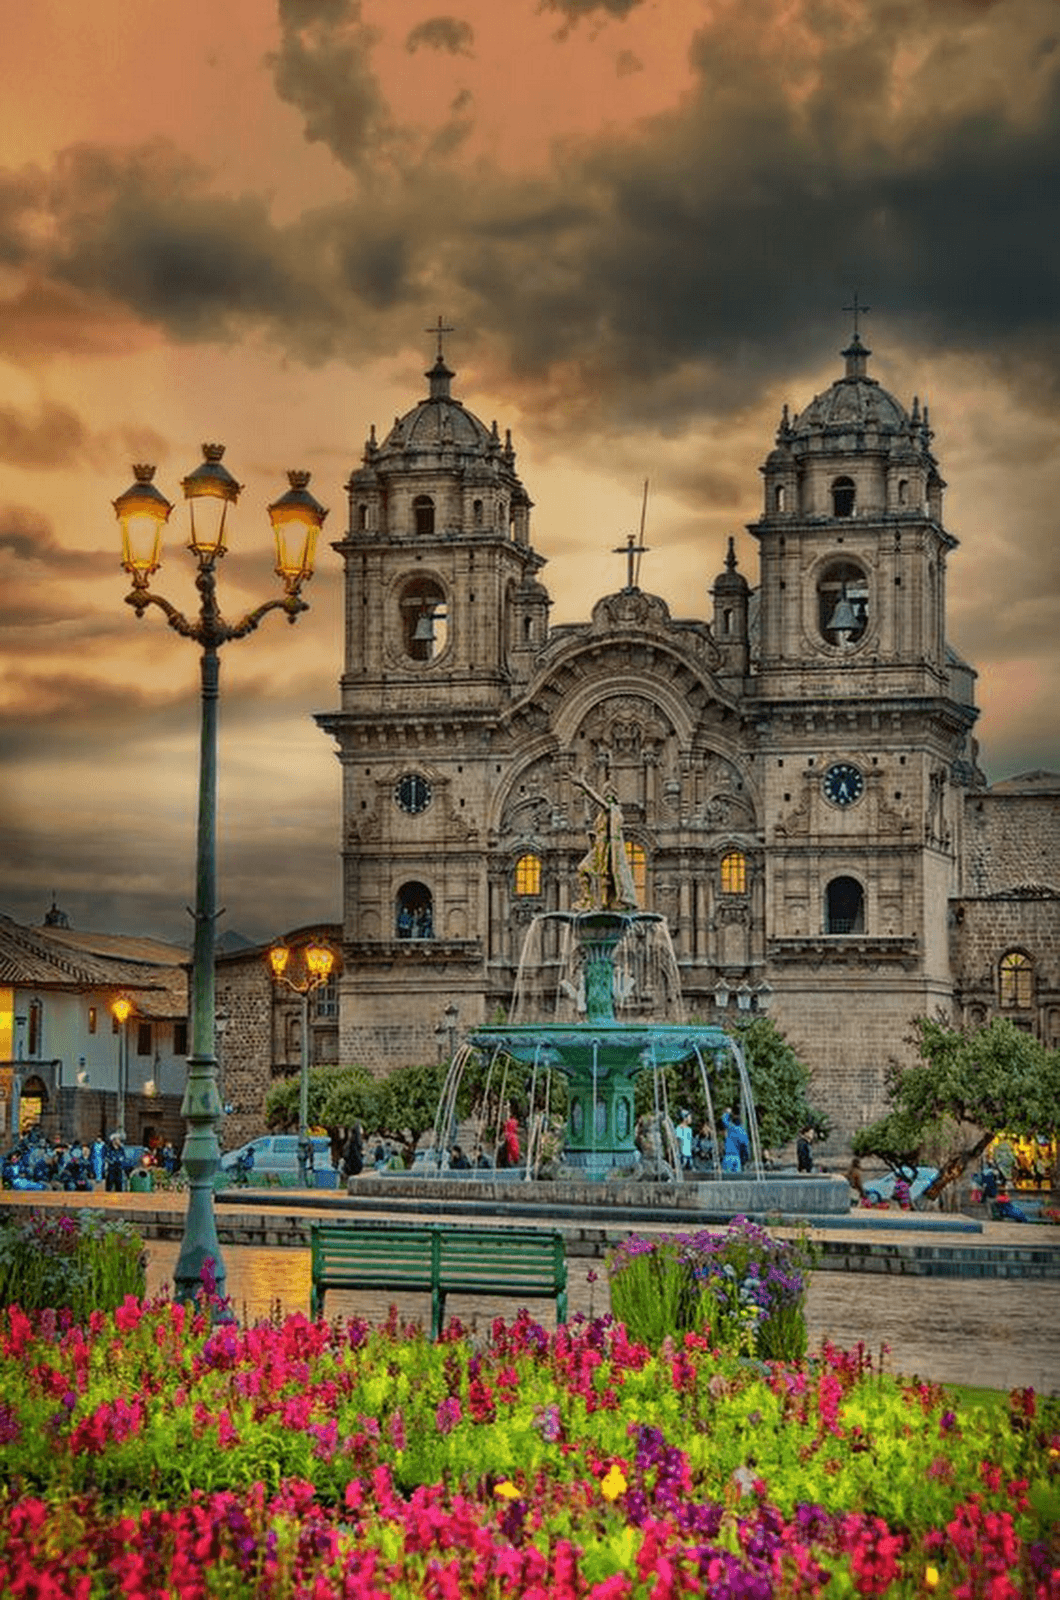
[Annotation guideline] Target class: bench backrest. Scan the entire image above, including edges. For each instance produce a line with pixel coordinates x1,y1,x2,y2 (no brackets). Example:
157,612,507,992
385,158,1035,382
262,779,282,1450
311,1223,565,1289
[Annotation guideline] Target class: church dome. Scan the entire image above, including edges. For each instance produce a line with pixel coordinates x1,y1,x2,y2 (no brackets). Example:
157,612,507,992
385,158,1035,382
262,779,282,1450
789,335,912,447
376,356,498,466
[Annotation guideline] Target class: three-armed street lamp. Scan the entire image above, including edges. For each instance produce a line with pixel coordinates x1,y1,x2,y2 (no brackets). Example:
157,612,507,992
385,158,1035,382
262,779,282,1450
267,939,338,1186
113,446,328,1303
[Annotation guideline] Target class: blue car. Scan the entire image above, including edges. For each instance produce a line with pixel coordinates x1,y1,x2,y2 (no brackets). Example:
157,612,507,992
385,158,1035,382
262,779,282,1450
864,1165,938,1206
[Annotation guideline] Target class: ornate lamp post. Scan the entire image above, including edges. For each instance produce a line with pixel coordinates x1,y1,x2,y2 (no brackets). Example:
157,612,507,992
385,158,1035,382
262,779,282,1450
110,996,134,1137
113,447,327,1303
267,939,338,1186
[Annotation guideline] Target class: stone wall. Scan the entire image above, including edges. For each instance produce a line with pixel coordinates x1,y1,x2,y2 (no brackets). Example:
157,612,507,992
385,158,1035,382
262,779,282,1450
964,788,1060,895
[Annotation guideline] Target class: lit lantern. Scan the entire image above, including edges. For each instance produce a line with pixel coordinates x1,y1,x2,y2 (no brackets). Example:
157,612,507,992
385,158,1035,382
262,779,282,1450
113,465,172,584
268,943,291,980
268,471,329,594
181,443,242,559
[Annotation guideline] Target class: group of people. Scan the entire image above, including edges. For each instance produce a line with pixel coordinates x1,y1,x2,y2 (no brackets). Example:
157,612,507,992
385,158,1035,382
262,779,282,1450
1,1128,179,1193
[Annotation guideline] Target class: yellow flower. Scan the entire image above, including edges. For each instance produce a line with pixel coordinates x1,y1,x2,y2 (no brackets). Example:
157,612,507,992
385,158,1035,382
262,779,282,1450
925,1566,940,1589
600,1464,628,1501
493,1480,521,1500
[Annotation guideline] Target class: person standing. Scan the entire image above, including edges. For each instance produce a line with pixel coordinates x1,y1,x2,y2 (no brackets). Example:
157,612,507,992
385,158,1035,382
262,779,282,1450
342,1122,364,1178
675,1110,694,1172
104,1133,126,1193
721,1108,750,1172
797,1128,814,1173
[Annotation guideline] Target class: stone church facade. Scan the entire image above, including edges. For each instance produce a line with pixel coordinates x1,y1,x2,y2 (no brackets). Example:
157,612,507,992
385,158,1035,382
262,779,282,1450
315,331,1058,1142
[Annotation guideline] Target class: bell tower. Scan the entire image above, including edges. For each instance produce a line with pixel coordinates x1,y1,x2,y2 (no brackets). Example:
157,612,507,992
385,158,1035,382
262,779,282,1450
317,327,549,1067
749,322,979,1132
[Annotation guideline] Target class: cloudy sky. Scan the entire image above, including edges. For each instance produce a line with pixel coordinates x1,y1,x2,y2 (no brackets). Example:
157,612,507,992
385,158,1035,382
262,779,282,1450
2,0,1058,944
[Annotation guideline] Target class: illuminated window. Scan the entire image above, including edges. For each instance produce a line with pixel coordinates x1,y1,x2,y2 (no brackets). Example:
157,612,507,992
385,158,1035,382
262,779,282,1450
88,1006,97,1035
720,850,746,894
1000,951,1033,1008
624,842,647,902
514,854,542,896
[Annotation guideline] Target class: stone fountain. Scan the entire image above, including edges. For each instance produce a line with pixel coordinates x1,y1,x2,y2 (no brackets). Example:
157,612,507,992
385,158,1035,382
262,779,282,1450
351,782,849,1218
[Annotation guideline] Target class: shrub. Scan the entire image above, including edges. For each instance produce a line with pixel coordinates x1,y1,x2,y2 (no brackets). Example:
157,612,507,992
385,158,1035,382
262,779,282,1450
0,1209,145,1320
607,1217,812,1359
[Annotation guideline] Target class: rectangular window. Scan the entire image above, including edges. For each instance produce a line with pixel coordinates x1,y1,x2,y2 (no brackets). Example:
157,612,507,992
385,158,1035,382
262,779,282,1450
0,988,12,1060
88,1006,98,1035
314,981,338,1021
136,1021,153,1057
173,1020,188,1056
721,851,747,895
27,1000,42,1057
514,853,542,896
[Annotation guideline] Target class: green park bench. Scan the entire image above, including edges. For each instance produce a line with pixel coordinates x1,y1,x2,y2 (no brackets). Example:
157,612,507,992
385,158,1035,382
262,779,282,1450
309,1221,568,1338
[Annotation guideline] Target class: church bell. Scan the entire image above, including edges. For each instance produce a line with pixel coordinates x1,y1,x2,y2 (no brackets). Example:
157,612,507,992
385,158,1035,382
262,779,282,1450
826,586,859,633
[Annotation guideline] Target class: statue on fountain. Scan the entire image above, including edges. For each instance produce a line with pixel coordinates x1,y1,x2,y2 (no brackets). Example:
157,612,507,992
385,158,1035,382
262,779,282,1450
573,776,639,912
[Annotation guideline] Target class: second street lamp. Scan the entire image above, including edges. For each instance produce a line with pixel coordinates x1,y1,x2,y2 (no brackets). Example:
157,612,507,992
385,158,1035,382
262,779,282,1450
114,447,328,1305
111,996,133,1139
267,939,338,1186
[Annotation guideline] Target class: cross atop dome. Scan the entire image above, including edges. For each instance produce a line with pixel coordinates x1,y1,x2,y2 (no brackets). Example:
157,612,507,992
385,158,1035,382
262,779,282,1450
425,314,456,400
841,294,872,379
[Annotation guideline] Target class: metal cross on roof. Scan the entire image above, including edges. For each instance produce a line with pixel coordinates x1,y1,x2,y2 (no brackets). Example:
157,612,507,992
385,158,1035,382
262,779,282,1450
843,293,871,338
426,315,455,362
613,480,650,590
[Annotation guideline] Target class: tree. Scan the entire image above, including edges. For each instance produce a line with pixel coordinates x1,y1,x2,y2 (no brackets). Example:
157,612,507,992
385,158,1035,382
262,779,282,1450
264,1065,380,1162
373,1061,454,1167
633,1016,827,1153
853,1016,1060,1198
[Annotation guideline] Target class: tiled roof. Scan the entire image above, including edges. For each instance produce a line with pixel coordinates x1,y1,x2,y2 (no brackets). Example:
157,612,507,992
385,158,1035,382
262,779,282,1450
0,916,188,1018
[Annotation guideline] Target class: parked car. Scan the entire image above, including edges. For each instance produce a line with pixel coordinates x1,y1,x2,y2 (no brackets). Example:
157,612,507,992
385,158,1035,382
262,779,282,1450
220,1134,337,1187
863,1165,938,1207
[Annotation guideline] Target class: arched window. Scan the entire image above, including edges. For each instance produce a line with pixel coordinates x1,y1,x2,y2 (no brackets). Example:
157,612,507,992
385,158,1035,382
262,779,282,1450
818,560,869,646
774,484,786,513
1000,950,1033,1008
826,876,864,934
473,498,483,526
399,577,448,662
624,842,647,903
897,479,908,507
832,476,856,517
720,850,746,894
396,882,433,940
357,502,369,530
514,853,542,896
413,494,435,536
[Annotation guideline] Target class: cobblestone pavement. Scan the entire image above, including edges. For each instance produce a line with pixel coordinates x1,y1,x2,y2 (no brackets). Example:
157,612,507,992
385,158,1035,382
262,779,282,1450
4,1190,1057,1392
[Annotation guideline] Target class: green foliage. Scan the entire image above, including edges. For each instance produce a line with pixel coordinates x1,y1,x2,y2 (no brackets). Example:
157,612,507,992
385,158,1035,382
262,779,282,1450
0,1209,145,1319
633,1016,826,1151
374,1061,454,1165
265,1065,380,1140
854,1016,1060,1181
607,1220,812,1360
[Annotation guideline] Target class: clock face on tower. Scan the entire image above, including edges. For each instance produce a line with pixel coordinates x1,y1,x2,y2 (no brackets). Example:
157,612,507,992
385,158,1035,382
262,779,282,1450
395,774,432,815
823,762,864,808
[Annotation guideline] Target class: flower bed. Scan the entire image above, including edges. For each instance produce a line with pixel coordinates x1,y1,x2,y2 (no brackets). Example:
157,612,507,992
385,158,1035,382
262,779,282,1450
0,1292,1057,1597
607,1219,813,1358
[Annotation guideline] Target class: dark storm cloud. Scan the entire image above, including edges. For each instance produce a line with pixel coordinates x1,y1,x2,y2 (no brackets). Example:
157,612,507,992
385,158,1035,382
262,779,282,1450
0,0,1056,433
539,0,645,21
0,508,109,576
406,17,475,55
42,144,327,345
270,1,400,176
